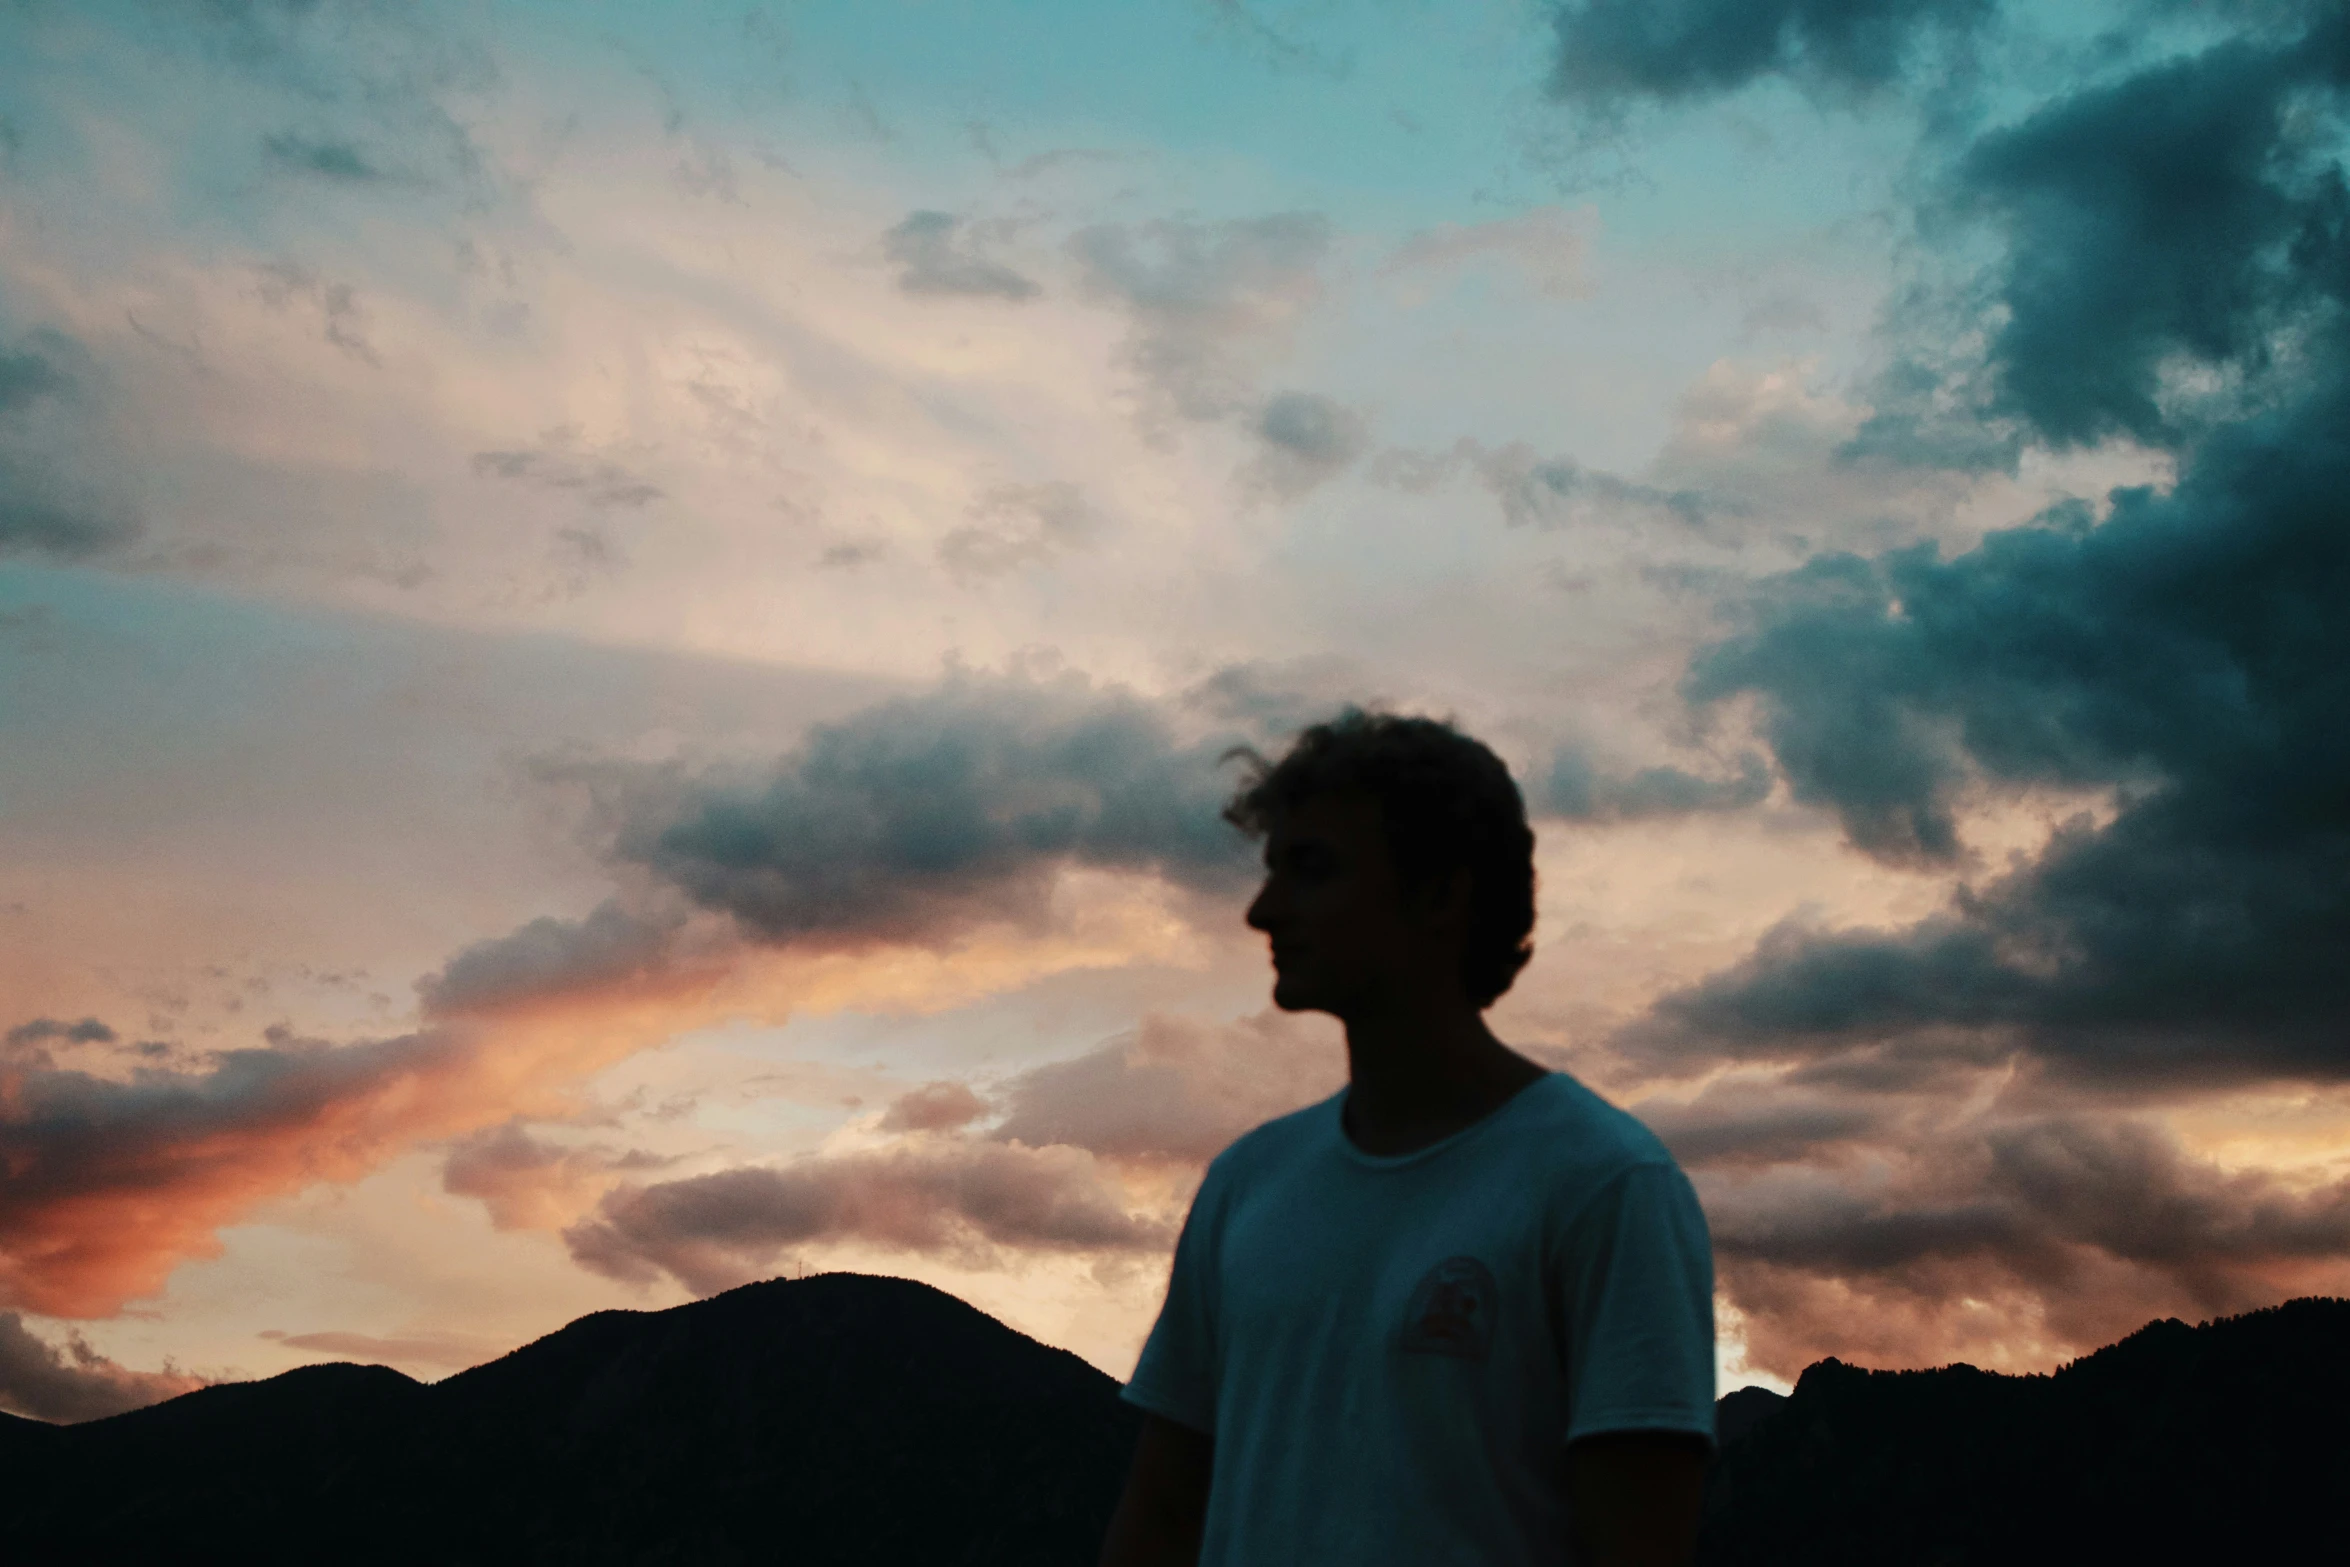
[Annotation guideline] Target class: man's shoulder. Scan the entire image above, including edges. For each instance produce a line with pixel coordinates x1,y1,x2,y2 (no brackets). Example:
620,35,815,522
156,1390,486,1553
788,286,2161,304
1212,1090,1344,1165
1207,1090,1343,1182
1503,1071,1683,1185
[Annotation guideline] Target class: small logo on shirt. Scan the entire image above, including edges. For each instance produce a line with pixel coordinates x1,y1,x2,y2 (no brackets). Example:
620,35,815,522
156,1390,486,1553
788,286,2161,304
1400,1255,1497,1360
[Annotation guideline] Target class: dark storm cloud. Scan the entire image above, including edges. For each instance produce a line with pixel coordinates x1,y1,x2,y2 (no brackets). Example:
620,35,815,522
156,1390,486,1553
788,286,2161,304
0,1313,203,1424
1547,0,1994,107
1653,18,2350,1085
1665,371,2350,1080
558,674,1252,946
881,211,1040,301
564,1142,1167,1295
1850,12,2350,463
1955,18,2350,451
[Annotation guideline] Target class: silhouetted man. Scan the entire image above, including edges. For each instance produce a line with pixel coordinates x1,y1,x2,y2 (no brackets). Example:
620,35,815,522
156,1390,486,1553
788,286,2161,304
1100,712,1715,1567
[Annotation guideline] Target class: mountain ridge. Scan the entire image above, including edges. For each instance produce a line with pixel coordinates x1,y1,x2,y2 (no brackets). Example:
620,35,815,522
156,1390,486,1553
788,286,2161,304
10,1280,2347,1564
7,1272,1141,1566
1702,1295,2350,1565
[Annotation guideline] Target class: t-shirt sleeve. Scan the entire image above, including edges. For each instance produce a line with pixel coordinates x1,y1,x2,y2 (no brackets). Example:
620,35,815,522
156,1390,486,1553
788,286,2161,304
1121,1164,1224,1435
1552,1159,1717,1447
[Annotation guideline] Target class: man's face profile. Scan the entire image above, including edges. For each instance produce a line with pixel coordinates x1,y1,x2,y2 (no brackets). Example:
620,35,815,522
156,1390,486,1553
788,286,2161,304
1245,792,1426,1019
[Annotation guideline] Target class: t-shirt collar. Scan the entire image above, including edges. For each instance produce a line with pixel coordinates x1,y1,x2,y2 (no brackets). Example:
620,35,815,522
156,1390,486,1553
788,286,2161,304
1327,1071,1558,1170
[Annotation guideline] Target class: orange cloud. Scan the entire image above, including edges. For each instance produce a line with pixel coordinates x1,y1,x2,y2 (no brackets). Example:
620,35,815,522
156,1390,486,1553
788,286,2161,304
0,942,739,1318
0,861,1227,1319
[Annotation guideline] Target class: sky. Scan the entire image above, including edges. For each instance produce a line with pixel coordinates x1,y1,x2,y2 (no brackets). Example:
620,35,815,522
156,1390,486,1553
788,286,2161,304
3,0,2348,1422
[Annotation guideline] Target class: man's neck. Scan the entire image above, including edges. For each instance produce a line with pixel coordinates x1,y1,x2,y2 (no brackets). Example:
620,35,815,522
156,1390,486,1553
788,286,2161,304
1338,1001,1547,1158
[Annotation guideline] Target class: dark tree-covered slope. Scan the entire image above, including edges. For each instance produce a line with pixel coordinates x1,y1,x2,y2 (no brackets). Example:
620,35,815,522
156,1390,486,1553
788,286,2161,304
5,1273,1142,1566
1700,1297,2350,1566
12,1278,2346,1564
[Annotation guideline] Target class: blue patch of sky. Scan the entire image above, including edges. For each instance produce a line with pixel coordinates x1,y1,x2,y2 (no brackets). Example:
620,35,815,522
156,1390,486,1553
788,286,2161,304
542,0,1919,250
0,0,2226,480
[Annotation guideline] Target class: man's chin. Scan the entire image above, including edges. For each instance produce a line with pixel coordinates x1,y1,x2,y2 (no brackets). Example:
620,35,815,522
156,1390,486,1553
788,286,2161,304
1268,973,1336,1015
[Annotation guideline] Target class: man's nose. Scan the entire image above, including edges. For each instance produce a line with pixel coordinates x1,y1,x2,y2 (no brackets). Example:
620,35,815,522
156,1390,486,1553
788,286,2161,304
1244,879,1278,931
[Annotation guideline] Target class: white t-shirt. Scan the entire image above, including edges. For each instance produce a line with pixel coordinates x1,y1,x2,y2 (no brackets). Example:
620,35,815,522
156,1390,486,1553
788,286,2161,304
1122,1070,1716,1566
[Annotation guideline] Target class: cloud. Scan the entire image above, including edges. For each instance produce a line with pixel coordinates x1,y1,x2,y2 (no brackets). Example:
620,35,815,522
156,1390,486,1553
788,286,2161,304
1647,21,2350,1086
565,1141,1169,1294
252,263,382,367
0,331,140,558
1850,15,2350,465
1581,12,2350,1377
1200,0,1354,80
0,672,1262,1320
562,1009,1342,1296
1383,208,1590,299
1544,744,1773,823
937,481,1100,580
880,1080,990,1133
470,436,665,509
4,1018,118,1052
1950,19,2350,453
261,131,386,183
990,1011,1344,1164
1375,438,1721,532
0,905,724,1318
1068,213,1331,424
560,671,1253,947
0,1312,205,1423
256,1327,497,1371
0,347,68,416
181,0,495,198
881,211,1040,301
1663,366,2350,1081
1179,656,1382,745
418,902,691,1016
1697,1107,2350,1373
0,1021,475,1316
1239,392,1368,499
1546,0,1995,108
441,1120,666,1231
1632,1073,1893,1168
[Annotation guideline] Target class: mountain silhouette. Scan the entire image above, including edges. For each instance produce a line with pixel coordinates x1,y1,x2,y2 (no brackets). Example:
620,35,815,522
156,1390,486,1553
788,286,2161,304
1700,1296,2350,1565
10,1278,2347,1563
5,1273,1141,1565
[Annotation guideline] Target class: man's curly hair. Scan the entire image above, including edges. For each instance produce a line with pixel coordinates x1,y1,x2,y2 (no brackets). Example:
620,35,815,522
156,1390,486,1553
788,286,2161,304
1224,709,1536,1008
